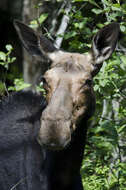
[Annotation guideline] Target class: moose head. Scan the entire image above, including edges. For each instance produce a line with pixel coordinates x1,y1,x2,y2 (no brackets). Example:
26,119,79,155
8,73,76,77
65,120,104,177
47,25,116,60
14,21,119,150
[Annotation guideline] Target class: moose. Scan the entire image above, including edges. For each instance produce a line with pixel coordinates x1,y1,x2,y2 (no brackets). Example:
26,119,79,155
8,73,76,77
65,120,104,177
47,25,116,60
0,21,119,190
0,91,46,189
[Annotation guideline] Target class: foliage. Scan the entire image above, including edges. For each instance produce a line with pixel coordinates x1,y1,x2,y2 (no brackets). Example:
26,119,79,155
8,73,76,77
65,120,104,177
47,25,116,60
29,13,48,29
79,49,126,189
0,45,31,95
51,0,126,189
8,78,31,92
0,45,16,70
0,45,16,96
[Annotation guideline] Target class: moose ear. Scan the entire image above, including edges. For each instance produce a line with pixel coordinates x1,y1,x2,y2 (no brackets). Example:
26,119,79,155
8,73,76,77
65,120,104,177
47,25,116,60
92,23,120,64
14,20,57,58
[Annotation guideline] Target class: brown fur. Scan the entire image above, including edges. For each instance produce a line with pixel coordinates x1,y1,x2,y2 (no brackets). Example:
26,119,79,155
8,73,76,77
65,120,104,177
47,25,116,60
14,21,119,151
38,52,96,149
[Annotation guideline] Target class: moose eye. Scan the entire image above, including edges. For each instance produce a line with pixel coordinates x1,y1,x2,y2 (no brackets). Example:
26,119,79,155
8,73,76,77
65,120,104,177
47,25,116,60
85,79,92,86
41,77,50,90
41,77,47,84
76,105,80,111
39,76,46,84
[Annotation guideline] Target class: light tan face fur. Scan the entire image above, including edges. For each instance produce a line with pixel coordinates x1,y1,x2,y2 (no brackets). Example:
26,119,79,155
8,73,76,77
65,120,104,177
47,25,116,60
37,52,96,150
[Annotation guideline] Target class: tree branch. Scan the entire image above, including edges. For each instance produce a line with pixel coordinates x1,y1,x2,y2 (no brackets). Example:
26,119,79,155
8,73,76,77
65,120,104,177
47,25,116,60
54,1,72,49
101,0,111,22
116,43,126,54
50,1,66,35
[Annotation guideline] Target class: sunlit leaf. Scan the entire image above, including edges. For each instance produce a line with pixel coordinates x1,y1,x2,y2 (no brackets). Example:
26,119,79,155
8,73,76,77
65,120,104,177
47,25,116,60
0,52,6,61
6,44,13,51
92,8,103,14
39,13,48,24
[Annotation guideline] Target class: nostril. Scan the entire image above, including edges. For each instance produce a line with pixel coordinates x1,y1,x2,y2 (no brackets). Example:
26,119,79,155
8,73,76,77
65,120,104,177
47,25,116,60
47,142,63,151
46,136,71,150
50,143,57,147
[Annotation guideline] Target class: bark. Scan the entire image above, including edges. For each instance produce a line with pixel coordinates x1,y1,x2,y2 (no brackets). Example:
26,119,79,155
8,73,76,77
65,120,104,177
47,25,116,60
22,0,40,23
22,0,71,88
54,1,72,49
22,0,42,89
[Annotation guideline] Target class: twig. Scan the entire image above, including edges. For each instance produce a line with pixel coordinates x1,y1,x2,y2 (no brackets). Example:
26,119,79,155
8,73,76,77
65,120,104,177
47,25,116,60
4,83,9,96
50,1,66,34
99,99,108,123
116,43,126,54
10,176,27,190
43,26,54,41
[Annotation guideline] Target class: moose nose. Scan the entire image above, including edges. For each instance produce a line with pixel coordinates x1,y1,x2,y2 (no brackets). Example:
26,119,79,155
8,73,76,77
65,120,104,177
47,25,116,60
38,131,71,150
46,136,71,150
38,118,72,150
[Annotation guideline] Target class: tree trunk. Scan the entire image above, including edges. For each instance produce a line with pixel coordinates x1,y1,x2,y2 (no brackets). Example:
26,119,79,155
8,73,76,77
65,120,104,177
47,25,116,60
22,0,42,89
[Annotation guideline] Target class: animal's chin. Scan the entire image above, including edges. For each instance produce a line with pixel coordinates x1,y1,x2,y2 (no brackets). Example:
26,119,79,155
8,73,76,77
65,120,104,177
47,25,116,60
41,140,70,151
37,118,74,151
37,125,74,151
37,138,71,151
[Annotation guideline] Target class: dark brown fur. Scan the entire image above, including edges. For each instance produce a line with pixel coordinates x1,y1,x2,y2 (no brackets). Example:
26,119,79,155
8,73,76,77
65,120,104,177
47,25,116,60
14,21,120,190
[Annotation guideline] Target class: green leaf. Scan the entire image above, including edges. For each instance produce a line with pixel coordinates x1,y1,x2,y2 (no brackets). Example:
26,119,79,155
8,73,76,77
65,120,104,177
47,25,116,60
120,25,126,32
15,79,31,91
29,20,38,29
10,57,16,63
117,125,126,133
101,0,111,6
0,82,5,96
99,79,108,87
111,4,121,11
39,13,48,24
36,85,45,93
15,83,31,91
6,44,13,51
64,31,77,40
92,8,103,15
38,3,42,7
8,78,31,92
0,52,6,61
8,86,16,91
94,84,99,91
0,62,5,66
74,21,85,29
121,55,126,64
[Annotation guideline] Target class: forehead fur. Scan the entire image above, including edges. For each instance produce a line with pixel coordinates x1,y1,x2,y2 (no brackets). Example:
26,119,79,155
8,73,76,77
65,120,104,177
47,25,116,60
49,51,94,73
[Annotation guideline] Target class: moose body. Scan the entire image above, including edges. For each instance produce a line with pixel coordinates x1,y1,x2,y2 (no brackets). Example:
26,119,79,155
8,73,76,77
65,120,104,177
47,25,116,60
0,91,46,189
0,22,119,189
0,90,87,190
